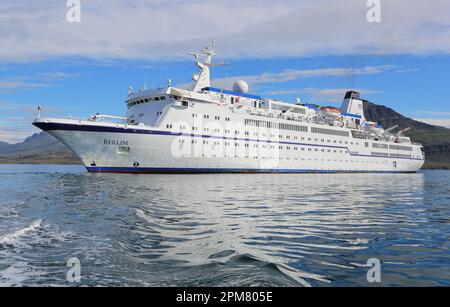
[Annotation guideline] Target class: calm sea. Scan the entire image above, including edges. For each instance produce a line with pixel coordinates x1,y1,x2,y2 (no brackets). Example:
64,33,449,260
0,164,449,287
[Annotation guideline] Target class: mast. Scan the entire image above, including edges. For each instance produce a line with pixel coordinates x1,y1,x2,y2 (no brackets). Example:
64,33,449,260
188,40,216,92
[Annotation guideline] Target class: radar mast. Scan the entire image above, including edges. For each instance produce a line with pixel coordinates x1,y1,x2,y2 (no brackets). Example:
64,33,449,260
188,40,223,92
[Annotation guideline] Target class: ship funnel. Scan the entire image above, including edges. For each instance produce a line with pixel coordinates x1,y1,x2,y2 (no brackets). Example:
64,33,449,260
340,91,366,122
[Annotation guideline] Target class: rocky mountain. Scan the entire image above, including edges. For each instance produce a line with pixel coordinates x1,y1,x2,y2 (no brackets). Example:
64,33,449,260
0,141,10,151
364,101,450,167
0,132,80,164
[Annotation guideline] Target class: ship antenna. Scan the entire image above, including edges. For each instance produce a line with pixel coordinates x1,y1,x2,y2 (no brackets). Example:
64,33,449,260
188,40,228,92
210,39,216,53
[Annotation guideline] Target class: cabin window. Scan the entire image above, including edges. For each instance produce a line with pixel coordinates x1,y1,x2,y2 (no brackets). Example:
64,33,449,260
311,127,349,137
182,100,189,107
389,145,413,151
155,97,160,101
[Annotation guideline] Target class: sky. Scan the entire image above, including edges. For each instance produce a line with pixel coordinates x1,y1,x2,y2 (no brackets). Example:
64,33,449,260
1,0,450,143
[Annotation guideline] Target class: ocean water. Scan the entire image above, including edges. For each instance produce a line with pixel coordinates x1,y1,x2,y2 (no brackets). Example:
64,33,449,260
0,164,449,287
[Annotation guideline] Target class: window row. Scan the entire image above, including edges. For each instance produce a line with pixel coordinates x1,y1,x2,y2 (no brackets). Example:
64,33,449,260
127,95,168,108
311,127,349,137
244,119,308,132
389,145,413,152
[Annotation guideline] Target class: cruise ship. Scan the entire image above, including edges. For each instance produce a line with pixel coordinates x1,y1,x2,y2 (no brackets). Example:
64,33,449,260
33,42,425,173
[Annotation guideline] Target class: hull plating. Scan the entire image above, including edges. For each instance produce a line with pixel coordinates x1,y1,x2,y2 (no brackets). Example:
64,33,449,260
34,121,425,174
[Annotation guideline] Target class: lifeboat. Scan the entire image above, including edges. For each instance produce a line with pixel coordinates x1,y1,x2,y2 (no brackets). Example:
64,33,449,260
320,106,341,118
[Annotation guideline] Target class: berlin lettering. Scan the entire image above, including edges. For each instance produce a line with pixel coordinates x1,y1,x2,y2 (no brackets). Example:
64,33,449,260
104,139,129,146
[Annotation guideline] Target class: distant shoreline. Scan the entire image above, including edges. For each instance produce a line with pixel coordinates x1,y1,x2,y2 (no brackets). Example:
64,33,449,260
422,162,450,170
0,158,82,165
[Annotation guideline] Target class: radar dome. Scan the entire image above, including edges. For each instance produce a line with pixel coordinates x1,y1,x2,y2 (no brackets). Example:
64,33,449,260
233,80,249,94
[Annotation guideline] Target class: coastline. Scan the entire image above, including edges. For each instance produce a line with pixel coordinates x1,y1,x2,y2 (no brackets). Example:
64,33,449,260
0,157,82,165
422,161,450,170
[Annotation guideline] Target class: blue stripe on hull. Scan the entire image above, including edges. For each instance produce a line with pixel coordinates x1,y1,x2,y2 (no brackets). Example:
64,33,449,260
86,166,416,174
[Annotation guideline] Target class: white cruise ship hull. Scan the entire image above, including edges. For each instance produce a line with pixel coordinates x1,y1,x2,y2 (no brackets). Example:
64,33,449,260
34,118,425,174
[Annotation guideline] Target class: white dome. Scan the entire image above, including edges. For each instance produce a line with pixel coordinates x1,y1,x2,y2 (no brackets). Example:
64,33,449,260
233,80,249,94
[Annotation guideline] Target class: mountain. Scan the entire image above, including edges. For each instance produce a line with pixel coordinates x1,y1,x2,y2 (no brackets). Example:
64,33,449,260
0,141,11,151
0,132,80,164
1,102,449,168
364,101,450,168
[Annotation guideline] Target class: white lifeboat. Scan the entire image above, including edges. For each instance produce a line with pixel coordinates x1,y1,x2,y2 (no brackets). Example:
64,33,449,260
320,106,341,118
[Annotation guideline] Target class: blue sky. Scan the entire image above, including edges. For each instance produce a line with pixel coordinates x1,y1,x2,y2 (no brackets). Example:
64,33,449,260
1,0,450,143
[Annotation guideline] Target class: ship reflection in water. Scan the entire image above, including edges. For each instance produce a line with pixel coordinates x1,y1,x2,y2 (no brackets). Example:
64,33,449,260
0,165,449,287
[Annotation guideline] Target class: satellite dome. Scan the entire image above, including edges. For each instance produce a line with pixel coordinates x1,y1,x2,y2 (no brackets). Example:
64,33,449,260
233,80,249,94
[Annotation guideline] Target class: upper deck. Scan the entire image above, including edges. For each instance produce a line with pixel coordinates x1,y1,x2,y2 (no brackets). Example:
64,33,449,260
120,42,419,149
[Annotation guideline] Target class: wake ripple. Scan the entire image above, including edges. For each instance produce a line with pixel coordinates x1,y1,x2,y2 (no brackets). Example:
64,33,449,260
0,219,43,247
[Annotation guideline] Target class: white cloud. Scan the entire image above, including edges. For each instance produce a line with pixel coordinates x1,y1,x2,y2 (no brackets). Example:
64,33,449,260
0,128,38,144
0,100,66,115
413,111,450,117
414,118,450,128
0,71,80,91
0,121,39,144
265,87,381,103
210,65,393,89
29,71,81,81
1,0,450,62
0,101,68,143
0,81,49,90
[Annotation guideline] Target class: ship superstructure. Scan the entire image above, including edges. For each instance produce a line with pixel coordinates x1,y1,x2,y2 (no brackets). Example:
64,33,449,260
33,42,425,173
